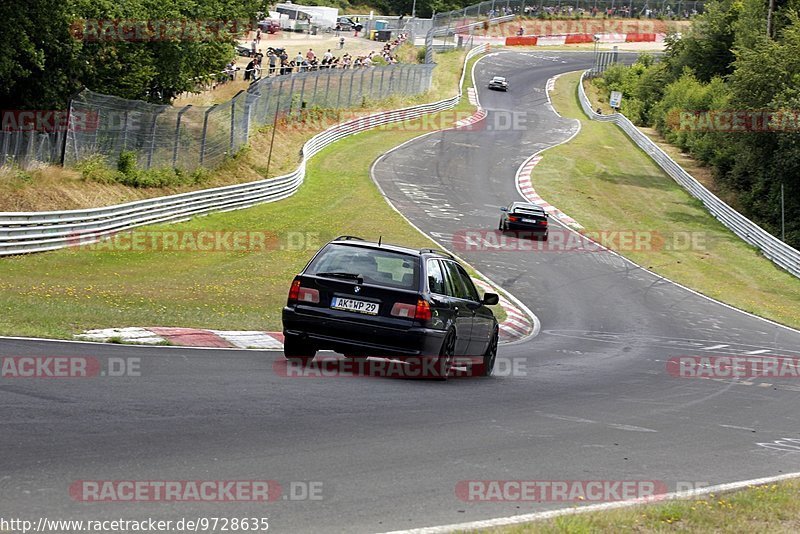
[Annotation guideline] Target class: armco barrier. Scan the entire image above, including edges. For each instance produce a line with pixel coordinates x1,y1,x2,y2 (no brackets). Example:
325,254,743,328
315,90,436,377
0,45,488,257
578,71,800,278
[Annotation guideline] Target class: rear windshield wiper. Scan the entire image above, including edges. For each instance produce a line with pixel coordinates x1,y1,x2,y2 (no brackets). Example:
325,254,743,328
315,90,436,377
315,272,364,283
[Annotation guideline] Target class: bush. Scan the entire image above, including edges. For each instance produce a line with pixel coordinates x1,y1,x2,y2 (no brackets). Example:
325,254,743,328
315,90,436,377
76,155,120,184
117,150,138,176
416,47,427,63
77,153,210,189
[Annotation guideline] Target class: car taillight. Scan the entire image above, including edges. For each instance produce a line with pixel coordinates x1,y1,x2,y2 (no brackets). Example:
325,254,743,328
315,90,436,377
508,216,520,222
540,219,548,225
415,299,432,321
391,299,432,321
391,302,417,318
298,287,320,303
287,279,301,302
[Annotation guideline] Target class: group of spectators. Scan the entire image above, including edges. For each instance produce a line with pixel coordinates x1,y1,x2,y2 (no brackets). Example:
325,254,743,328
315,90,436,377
223,32,409,83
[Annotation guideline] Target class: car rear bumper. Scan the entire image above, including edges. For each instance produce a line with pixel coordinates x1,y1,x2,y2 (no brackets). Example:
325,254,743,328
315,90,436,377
283,306,446,357
505,222,548,234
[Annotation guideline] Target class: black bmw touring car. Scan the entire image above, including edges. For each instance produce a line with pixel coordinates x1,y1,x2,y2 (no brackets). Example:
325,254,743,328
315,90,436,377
282,237,500,378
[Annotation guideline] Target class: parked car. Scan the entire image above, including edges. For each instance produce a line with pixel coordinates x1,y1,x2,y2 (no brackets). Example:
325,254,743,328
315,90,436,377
236,44,255,57
488,76,509,91
336,16,356,30
499,202,549,239
258,19,281,34
282,237,500,379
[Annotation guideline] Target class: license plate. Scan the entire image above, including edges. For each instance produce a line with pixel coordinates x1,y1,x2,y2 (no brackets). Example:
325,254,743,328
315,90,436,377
331,297,379,315
522,218,536,223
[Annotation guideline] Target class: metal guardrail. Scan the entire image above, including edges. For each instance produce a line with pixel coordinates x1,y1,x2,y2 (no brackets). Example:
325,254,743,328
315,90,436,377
0,44,488,257
431,14,516,37
426,14,513,63
577,71,800,278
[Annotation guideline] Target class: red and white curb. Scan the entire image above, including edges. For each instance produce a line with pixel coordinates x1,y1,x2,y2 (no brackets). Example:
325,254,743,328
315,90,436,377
73,280,531,348
516,155,583,230
467,87,478,106
75,327,285,349
453,87,486,130
454,107,486,130
472,279,534,342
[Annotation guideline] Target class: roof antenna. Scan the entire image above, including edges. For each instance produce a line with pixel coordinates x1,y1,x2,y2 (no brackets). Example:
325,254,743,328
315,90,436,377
378,235,382,246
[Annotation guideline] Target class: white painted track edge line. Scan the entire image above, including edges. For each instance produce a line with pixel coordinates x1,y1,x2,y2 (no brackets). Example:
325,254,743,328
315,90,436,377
0,334,284,351
377,471,800,534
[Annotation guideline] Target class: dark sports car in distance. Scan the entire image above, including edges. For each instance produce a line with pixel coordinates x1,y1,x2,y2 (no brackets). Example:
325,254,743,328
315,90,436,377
488,76,508,91
282,236,500,379
499,202,549,239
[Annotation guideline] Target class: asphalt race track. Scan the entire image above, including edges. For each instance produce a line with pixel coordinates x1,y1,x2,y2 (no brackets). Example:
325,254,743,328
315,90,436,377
3,51,800,533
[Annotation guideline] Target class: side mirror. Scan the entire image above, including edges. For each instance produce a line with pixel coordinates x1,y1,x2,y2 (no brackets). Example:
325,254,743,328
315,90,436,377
482,292,499,306
500,207,508,212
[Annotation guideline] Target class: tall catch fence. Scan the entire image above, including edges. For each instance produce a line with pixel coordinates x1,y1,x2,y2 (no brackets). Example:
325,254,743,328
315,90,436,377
64,64,435,171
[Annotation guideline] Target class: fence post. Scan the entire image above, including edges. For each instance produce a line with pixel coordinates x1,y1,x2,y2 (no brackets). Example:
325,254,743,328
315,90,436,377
172,105,191,168
325,68,333,107
378,67,386,99
298,73,307,110
260,80,272,124
199,104,216,167
287,75,297,116
120,109,132,152
336,70,345,108
230,90,244,156
145,110,161,169
359,68,368,105
1,132,9,164
347,69,356,107
369,68,376,100
311,71,320,107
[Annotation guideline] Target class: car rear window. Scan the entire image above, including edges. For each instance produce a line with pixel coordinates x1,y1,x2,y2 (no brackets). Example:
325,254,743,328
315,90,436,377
513,207,545,216
306,244,420,289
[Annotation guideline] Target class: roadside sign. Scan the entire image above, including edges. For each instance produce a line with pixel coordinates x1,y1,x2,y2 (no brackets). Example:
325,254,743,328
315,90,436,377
609,91,623,108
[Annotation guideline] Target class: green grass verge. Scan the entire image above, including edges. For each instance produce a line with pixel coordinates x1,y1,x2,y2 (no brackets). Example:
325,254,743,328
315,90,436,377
488,480,800,533
534,71,800,329
0,48,505,338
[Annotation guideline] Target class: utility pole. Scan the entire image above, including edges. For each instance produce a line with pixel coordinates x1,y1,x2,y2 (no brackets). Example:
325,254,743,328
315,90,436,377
412,0,417,19
767,0,775,38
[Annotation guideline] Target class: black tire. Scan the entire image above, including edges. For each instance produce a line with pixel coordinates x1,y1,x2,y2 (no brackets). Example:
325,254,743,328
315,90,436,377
541,231,548,241
498,220,504,231
283,335,316,365
434,331,456,380
473,329,498,377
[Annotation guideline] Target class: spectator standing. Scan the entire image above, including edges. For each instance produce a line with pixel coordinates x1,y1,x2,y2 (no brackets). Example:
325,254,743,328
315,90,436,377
225,60,237,80
339,36,345,49
256,28,261,45
323,49,333,62
250,39,257,55
306,48,315,62
244,57,256,80
268,50,277,76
